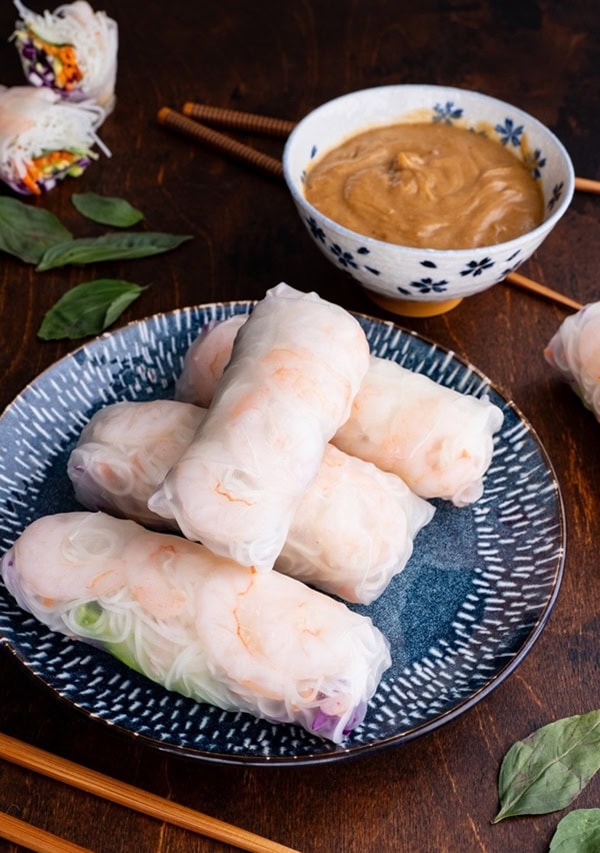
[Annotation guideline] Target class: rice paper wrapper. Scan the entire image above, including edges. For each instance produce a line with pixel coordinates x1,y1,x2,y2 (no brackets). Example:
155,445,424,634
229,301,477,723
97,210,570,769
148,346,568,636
544,301,600,421
149,283,371,571
69,399,435,604
1,512,391,743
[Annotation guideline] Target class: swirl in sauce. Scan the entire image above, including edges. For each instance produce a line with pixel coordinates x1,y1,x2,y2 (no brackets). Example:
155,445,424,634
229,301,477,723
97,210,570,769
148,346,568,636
304,122,544,250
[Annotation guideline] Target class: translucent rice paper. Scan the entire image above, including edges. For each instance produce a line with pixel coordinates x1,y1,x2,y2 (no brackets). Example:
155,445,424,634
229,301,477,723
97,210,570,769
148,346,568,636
544,301,600,422
1,512,391,743
68,400,204,529
175,314,247,407
13,0,118,114
175,314,504,506
0,84,107,194
69,400,435,604
149,283,371,571
333,356,504,506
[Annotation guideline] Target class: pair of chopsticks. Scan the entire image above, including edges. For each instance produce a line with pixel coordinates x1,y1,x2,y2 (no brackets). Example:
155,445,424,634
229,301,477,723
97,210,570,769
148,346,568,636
157,102,596,313
0,732,300,853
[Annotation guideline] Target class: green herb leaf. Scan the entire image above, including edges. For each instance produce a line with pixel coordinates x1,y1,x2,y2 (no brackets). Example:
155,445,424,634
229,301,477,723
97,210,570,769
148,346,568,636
494,710,600,822
549,809,600,852
0,197,72,264
37,279,147,340
36,232,193,270
72,192,145,227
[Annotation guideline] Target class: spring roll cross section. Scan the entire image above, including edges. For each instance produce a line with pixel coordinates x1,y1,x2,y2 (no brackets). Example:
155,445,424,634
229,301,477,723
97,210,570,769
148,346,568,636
68,400,434,604
13,0,119,113
0,84,107,195
1,512,391,743
149,284,371,571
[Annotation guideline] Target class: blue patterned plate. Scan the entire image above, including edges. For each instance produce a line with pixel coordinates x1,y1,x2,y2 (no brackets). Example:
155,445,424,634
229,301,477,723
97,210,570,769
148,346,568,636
0,303,565,765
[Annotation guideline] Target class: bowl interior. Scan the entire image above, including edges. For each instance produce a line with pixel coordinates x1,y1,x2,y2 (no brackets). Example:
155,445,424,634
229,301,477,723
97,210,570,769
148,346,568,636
284,84,574,232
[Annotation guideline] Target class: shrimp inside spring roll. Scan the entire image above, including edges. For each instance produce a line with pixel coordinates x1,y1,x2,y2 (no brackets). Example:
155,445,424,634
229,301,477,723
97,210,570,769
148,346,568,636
68,400,435,604
149,283,371,571
1,512,391,743
176,313,504,506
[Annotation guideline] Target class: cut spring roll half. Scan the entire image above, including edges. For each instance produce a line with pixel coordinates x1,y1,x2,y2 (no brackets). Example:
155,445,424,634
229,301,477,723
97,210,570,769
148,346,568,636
1,512,391,743
68,400,435,604
13,0,118,114
0,85,108,195
176,314,504,507
149,283,371,571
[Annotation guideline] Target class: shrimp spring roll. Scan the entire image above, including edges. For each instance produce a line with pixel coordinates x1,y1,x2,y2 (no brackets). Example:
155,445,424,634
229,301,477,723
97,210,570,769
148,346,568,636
0,84,107,195
544,301,600,421
68,400,434,604
175,314,504,506
333,356,504,506
175,314,247,407
68,400,205,529
13,0,118,113
1,512,391,743
149,283,371,571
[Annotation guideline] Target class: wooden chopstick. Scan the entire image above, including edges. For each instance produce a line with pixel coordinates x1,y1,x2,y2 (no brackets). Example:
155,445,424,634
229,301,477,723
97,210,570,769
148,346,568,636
159,102,588,312
0,732,300,853
0,810,93,853
158,107,284,179
575,176,600,194
183,102,296,137
505,271,583,310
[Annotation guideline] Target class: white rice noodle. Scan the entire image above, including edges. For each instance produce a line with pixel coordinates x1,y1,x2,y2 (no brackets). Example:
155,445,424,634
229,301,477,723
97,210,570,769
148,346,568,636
0,85,108,191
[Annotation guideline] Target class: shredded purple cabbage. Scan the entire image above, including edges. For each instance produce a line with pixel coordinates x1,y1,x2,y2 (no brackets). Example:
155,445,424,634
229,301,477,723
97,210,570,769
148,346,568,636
16,35,85,101
311,700,367,739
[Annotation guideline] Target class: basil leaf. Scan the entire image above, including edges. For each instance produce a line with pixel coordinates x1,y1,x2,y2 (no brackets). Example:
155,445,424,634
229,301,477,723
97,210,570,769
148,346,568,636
72,192,145,227
494,710,600,822
36,232,193,270
38,279,147,340
550,809,600,852
0,197,72,263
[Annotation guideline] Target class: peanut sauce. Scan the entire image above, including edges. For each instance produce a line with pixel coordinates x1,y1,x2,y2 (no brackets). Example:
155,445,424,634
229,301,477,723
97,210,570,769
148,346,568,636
304,122,545,250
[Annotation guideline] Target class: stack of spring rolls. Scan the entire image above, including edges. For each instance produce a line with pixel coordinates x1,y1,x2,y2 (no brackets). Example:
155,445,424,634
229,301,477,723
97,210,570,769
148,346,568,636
2,283,505,743
0,1,117,194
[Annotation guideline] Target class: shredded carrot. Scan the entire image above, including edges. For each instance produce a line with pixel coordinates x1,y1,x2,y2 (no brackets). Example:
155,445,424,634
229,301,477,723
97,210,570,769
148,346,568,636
21,168,41,195
22,150,77,193
27,28,83,90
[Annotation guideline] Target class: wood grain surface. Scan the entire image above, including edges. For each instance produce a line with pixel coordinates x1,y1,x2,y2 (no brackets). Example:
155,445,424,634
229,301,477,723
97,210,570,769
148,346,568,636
0,1,598,851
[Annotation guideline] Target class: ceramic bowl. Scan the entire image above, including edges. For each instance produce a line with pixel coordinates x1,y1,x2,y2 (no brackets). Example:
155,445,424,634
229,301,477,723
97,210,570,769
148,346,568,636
283,84,575,317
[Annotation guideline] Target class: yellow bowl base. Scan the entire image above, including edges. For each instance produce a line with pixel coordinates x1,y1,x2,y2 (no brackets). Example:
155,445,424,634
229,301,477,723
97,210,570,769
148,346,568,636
364,289,464,318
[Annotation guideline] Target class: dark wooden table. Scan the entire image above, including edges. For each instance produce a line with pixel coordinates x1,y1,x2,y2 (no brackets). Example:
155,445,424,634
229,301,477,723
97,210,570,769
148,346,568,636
0,1,598,851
